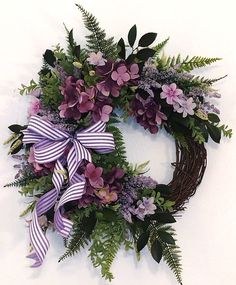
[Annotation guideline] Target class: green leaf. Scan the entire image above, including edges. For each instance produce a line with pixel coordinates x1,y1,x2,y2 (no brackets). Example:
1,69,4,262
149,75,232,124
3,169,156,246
151,212,176,223
43,49,56,67
155,184,172,195
206,122,221,143
10,142,23,154
137,231,150,252
136,48,156,61
208,113,220,123
97,208,118,222
8,124,26,134
117,38,126,59
151,239,163,263
158,231,175,245
138,32,157,47
74,45,81,59
68,29,74,48
128,25,137,47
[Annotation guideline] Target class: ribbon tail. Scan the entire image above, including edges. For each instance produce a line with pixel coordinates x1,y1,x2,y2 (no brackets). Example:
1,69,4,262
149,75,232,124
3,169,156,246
28,188,58,267
54,180,85,238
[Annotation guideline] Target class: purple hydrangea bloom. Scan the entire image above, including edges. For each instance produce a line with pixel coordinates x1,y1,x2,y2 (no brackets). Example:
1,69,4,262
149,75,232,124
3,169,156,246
131,95,167,134
59,76,96,120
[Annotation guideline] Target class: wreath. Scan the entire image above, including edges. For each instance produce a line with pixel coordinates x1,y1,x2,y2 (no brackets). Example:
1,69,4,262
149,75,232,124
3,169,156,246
4,4,232,284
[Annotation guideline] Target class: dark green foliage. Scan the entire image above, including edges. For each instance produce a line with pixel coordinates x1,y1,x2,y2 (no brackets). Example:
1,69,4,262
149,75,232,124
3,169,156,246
117,38,126,59
43,49,56,67
76,4,117,59
206,122,221,143
138,32,157,47
149,223,183,284
128,25,137,47
136,48,156,61
137,231,150,252
151,239,163,263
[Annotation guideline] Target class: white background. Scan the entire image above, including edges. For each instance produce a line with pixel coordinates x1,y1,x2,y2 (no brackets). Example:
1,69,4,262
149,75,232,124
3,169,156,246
0,0,236,284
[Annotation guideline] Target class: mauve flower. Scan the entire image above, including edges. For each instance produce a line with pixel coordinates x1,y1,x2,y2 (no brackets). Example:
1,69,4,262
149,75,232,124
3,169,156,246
28,98,41,116
160,83,183,105
85,163,104,188
111,65,130,86
95,186,118,204
175,97,196,118
87,51,107,66
129,64,139,79
92,94,113,123
59,77,96,120
97,79,120,97
132,95,167,134
100,105,113,122
96,61,121,97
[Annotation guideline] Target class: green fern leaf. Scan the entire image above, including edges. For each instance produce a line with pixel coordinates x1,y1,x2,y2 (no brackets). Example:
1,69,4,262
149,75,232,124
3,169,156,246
76,4,117,59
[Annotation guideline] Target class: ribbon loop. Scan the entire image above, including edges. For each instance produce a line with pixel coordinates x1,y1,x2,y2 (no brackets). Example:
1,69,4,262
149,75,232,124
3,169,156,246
23,115,115,267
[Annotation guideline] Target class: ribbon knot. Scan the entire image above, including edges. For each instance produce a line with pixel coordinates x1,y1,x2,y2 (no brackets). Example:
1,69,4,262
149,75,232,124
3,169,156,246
23,115,115,267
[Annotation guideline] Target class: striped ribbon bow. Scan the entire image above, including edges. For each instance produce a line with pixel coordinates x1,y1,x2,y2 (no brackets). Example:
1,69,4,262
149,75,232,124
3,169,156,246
23,115,115,267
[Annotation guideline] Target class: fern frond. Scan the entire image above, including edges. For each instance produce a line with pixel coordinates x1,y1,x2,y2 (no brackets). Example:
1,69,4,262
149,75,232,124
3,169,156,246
76,4,117,59
4,174,36,188
157,54,221,72
149,223,183,285
89,218,127,281
59,208,96,262
162,243,183,284
180,56,222,72
153,37,169,56
20,201,36,217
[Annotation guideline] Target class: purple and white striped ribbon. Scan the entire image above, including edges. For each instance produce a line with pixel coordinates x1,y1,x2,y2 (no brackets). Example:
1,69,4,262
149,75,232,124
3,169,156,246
23,115,115,267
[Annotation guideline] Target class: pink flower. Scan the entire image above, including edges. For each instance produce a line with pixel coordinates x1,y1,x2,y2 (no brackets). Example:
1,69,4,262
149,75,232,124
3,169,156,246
28,98,41,116
95,187,118,204
87,51,107,66
129,64,139,79
111,65,131,86
97,80,120,97
175,97,196,118
160,83,183,105
85,163,104,188
99,105,113,122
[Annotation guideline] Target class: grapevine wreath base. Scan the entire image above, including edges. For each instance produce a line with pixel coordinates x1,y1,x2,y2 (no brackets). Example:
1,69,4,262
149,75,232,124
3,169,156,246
4,4,232,284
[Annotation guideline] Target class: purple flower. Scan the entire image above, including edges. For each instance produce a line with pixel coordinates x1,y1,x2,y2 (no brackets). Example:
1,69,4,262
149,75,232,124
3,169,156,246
175,97,196,118
95,186,118,204
131,95,167,134
87,51,107,66
111,65,130,86
133,197,157,220
59,77,96,120
160,83,183,105
129,64,139,80
28,98,41,116
92,94,113,123
85,163,104,188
